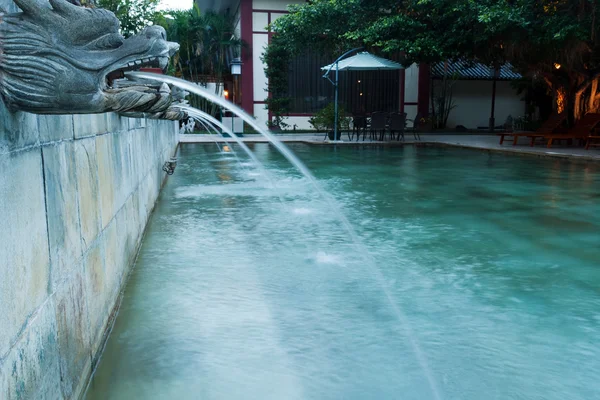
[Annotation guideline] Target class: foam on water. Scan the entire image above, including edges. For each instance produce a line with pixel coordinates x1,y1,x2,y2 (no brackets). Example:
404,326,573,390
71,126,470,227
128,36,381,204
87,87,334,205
292,207,314,215
314,251,344,265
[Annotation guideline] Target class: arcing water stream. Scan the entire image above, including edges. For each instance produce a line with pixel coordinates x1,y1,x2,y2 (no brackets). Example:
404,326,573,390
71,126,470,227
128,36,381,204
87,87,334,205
127,72,442,399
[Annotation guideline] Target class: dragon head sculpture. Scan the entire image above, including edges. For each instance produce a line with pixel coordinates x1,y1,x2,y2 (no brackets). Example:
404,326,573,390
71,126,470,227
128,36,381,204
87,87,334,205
0,0,182,117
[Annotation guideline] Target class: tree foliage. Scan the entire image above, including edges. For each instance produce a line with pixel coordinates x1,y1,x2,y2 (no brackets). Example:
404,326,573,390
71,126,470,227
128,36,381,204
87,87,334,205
153,7,245,114
262,34,291,128
268,0,600,122
98,0,161,37
154,8,244,83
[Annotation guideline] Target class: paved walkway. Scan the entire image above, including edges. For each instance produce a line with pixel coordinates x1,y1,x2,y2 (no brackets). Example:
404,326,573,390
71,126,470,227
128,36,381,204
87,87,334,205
179,133,600,162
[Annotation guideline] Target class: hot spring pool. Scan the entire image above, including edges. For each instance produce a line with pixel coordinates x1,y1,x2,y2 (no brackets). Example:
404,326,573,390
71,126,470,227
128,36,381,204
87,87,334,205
86,144,600,400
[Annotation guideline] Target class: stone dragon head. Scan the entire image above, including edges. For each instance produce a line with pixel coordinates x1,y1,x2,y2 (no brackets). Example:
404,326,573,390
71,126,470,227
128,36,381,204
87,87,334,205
0,0,186,119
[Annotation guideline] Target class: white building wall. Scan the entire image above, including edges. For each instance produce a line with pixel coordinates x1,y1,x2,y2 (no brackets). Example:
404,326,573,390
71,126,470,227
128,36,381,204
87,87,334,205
441,80,525,129
404,105,419,127
403,64,420,127
254,104,269,128
253,11,269,31
285,116,314,130
404,64,419,104
252,34,269,103
249,0,306,126
253,0,303,11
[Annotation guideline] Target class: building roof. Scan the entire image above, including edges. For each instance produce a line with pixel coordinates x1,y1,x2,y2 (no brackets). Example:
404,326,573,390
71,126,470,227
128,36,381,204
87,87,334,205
431,61,522,80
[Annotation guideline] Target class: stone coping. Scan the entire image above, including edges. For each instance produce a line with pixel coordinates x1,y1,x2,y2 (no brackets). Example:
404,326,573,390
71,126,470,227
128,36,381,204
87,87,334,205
179,134,600,163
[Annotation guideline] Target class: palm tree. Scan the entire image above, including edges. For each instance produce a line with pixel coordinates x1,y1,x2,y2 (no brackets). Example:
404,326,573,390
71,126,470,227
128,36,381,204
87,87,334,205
157,7,245,115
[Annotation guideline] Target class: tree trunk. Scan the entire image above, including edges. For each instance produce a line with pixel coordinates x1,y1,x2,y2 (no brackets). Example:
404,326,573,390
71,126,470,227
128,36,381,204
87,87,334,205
589,79,598,112
564,88,576,127
574,90,583,121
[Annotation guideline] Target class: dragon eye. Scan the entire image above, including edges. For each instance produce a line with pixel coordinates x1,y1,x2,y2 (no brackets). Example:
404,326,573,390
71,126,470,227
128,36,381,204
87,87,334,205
90,34,124,50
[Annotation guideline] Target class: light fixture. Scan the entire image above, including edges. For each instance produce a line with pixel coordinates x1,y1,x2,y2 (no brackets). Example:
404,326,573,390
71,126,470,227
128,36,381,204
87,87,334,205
229,56,242,107
360,92,363,96
358,80,361,83
223,90,229,99
554,63,561,70
230,57,242,76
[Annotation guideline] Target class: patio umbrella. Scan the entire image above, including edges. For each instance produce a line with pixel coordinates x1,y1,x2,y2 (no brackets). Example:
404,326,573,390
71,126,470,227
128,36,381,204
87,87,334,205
321,52,404,72
322,51,403,141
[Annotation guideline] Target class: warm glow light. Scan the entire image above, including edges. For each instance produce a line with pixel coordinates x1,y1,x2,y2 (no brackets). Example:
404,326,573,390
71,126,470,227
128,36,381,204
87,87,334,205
554,63,561,70
360,92,363,96
358,80,361,83
223,90,229,99
557,88,565,113
223,145,231,152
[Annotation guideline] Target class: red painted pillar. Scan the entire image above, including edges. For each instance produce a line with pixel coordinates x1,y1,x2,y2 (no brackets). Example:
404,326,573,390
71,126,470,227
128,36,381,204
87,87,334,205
240,0,254,115
417,64,430,117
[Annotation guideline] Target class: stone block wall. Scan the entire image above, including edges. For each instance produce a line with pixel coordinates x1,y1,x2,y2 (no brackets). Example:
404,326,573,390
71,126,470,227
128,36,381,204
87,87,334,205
0,101,178,399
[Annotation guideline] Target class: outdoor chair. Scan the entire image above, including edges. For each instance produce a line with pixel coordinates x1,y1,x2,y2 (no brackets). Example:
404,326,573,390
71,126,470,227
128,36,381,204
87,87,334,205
351,116,368,141
498,113,566,146
369,112,387,141
407,112,422,141
545,113,600,148
388,112,406,141
586,134,600,150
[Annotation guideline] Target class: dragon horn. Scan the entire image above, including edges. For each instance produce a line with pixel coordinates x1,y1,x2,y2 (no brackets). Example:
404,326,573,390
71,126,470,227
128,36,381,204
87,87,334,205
13,0,48,15
49,0,83,15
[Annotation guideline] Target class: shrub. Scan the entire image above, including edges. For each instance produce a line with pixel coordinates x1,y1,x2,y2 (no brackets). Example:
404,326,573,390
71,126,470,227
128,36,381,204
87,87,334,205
309,103,351,132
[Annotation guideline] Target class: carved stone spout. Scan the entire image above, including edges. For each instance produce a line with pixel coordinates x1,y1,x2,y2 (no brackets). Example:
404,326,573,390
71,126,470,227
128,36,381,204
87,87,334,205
0,0,182,117
114,81,189,120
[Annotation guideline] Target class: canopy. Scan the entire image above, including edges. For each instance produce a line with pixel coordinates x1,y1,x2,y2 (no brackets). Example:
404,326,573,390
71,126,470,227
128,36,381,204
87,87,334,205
321,52,403,71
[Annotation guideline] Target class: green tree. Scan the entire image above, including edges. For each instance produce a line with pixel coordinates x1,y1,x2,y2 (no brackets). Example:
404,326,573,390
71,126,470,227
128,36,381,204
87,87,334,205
154,8,245,114
262,34,291,129
153,8,200,79
267,0,600,124
98,0,161,37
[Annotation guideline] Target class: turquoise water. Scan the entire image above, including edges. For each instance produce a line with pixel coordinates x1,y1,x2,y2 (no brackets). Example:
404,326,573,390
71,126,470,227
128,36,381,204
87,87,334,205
86,144,600,400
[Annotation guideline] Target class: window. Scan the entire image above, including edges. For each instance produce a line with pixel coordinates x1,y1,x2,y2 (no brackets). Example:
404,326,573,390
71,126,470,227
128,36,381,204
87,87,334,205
286,52,400,115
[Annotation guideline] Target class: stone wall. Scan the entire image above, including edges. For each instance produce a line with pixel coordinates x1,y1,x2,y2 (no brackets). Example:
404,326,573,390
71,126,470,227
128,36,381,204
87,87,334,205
0,101,178,399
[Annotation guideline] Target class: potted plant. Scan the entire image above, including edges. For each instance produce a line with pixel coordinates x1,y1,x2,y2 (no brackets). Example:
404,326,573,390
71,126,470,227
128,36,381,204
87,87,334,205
309,103,351,140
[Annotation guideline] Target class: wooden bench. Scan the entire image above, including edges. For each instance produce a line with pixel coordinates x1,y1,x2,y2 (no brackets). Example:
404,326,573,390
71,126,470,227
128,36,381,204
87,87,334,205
545,133,589,148
498,113,566,146
586,135,600,150
545,113,600,148
497,132,546,146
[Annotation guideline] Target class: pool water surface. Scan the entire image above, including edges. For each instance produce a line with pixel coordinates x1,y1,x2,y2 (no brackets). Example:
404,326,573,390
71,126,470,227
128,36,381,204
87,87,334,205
86,144,600,400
